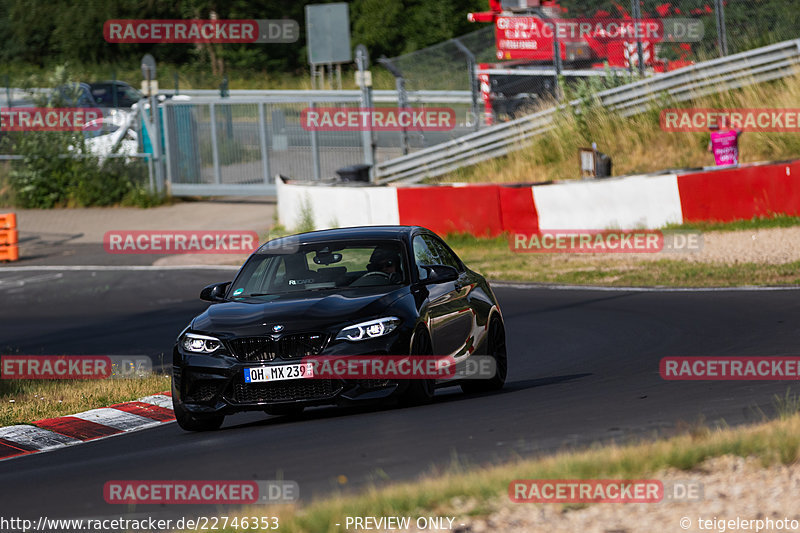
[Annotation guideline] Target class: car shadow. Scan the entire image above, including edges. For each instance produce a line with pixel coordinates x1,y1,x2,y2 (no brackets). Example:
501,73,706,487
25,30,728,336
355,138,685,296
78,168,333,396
221,372,592,430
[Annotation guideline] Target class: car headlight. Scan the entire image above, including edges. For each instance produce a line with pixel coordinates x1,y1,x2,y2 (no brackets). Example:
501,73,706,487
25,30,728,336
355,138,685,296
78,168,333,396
336,317,401,341
182,333,222,353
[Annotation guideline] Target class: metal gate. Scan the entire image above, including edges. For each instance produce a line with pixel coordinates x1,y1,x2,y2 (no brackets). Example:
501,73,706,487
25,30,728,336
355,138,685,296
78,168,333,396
162,95,365,196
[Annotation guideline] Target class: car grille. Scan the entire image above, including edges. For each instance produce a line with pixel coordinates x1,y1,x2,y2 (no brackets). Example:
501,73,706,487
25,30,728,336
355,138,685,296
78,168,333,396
229,334,327,362
232,379,341,404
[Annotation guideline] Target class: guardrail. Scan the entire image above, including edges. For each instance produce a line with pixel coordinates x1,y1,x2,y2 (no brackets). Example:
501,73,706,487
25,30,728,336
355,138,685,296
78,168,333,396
1,89,473,106
162,89,472,104
375,39,800,184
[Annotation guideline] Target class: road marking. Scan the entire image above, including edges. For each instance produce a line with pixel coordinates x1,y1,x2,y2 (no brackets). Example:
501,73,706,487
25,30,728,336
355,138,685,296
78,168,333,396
491,282,800,292
0,272,64,288
0,265,239,272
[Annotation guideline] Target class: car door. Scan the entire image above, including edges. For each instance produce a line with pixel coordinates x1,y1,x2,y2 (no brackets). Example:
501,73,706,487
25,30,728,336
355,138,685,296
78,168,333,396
413,234,472,358
424,234,476,358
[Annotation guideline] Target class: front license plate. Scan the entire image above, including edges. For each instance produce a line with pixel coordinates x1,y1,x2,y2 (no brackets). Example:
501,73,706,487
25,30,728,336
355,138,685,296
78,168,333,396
244,362,314,383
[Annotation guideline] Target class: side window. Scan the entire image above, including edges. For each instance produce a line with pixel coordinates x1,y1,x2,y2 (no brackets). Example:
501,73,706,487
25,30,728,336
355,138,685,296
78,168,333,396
423,235,462,271
412,235,440,280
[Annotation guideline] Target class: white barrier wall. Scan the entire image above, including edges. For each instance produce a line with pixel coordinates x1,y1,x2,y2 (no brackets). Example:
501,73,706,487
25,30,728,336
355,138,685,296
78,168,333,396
276,179,400,231
532,174,684,230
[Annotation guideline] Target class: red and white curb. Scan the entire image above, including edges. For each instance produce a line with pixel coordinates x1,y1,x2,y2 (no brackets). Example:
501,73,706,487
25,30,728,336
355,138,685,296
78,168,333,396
0,392,174,461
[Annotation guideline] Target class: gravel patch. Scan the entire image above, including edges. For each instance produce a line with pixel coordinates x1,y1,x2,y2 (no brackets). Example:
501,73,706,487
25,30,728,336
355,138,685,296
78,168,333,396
393,455,800,533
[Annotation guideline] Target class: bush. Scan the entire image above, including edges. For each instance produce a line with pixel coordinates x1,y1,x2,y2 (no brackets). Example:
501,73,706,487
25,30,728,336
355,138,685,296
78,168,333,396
2,63,164,208
6,130,160,208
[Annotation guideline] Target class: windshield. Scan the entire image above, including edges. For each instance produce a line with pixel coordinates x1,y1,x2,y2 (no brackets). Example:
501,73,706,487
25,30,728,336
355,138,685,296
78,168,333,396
229,239,408,298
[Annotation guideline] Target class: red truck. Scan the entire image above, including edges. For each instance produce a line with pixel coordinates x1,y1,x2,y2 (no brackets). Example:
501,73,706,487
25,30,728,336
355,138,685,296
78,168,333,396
469,0,697,123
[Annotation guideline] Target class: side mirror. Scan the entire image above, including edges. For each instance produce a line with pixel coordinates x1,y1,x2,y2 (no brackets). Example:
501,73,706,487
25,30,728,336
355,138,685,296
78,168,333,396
200,281,231,302
420,265,459,284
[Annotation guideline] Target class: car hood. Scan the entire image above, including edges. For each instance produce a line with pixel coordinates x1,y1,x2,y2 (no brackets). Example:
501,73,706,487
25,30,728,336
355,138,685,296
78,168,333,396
191,287,408,336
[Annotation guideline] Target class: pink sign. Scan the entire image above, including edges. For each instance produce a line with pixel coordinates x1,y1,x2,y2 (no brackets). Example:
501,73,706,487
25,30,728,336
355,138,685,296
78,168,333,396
710,130,740,166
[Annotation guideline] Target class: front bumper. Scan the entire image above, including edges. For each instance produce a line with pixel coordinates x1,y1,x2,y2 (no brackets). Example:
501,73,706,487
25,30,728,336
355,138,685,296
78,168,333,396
173,330,412,415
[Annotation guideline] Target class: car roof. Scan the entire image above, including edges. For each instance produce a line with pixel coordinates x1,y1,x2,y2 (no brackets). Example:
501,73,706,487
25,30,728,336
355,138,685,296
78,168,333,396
262,225,427,248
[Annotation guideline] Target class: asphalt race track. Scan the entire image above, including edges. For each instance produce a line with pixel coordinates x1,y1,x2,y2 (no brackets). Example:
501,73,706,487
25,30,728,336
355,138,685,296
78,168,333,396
1,267,799,520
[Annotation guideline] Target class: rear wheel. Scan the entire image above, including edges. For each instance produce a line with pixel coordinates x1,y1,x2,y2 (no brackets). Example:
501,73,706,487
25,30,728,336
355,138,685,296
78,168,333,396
461,316,507,394
400,328,435,406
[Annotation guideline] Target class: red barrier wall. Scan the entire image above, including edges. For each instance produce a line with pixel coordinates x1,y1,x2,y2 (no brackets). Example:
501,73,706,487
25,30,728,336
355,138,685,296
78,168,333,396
498,186,539,233
397,185,505,236
678,161,800,222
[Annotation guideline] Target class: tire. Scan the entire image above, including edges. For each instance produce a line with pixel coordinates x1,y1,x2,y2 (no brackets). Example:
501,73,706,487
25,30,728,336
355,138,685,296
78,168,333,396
172,379,225,432
400,328,436,406
461,316,507,394
264,405,305,417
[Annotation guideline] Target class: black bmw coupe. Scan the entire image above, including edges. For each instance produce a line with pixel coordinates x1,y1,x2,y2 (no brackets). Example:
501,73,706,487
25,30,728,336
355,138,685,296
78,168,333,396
172,226,507,431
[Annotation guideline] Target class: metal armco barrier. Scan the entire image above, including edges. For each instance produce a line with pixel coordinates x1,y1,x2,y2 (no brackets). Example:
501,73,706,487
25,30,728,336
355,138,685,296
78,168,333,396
375,39,800,184
0,213,19,262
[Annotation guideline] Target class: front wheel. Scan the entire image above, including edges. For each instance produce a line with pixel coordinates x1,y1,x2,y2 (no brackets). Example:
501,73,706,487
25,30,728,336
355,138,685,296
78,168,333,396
172,379,224,431
400,328,435,406
461,317,507,394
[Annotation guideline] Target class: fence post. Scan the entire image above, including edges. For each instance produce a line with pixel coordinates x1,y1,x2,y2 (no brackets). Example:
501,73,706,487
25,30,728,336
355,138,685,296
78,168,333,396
377,57,410,154
309,101,321,181
355,45,375,179
714,0,729,56
452,39,480,131
161,103,173,190
209,102,221,185
631,0,645,77
258,102,271,184
112,68,118,109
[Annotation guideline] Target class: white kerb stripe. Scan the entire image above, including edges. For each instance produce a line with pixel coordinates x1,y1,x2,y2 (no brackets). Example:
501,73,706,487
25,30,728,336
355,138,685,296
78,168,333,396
136,394,174,409
71,408,161,431
0,425,81,451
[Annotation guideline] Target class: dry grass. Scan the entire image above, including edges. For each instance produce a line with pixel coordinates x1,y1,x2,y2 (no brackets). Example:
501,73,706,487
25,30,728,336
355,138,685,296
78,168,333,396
195,401,800,532
0,375,171,426
436,72,800,184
